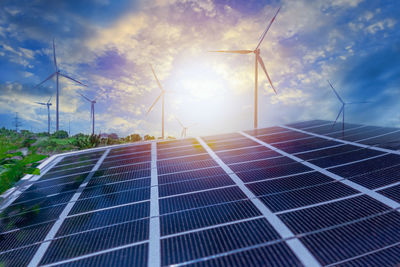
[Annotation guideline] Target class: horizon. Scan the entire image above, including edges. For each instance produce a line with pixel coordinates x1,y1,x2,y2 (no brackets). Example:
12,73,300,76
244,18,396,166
0,0,399,138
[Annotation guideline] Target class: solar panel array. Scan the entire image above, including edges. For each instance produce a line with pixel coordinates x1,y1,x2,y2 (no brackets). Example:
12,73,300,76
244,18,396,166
1,119,400,266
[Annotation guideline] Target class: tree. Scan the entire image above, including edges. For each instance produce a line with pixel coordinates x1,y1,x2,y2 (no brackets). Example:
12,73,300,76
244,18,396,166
108,133,119,140
144,135,155,141
127,134,142,142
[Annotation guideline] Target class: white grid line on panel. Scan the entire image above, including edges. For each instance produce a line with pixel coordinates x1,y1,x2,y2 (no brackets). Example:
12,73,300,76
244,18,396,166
196,137,321,267
240,131,400,210
148,142,161,267
27,149,111,267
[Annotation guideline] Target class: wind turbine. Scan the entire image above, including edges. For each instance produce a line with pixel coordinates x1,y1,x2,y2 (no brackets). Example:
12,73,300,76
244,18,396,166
34,39,87,132
35,96,52,134
79,93,96,135
147,64,166,139
175,117,196,138
328,80,369,138
210,7,280,129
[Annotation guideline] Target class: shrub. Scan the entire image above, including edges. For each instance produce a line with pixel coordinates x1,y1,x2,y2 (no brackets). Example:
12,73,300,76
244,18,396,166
52,130,68,139
144,135,155,141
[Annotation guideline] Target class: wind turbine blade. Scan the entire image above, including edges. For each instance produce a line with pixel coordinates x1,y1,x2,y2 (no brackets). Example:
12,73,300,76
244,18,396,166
59,73,88,87
78,92,92,102
175,117,184,128
146,92,163,115
257,55,277,94
53,38,58,70
150,64,164,92
47,95,52,104
332,105,344,128
34,72,56,88
327,80,344,104
209,50,253,54
255,7,281,50
35,102,46,105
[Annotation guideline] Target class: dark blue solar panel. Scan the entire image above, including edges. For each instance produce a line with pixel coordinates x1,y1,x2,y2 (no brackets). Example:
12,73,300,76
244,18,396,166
276,139,341,154
256,131,311,144
157,144,206,159
93,167,150,180
349,164,400,189
258,182,358,212
378,184,400,203
108,144,150,156
328,154,400,178
80,178,151,199
90,171,150,185
295,144,357,160
188,242,303,267
70,187,150,215
309,148,384,168
229,156,295,172
95,162,151,177
157,154,211,167
161,218,280,266
158,174,234,197
40,165,94,180
359,131,400,150
56,201,150,236
158,167,226,184
160,199,261,236
159,186,247,215
300,211,400,265
278,195,390,234
25,172,88,191
56,243,149,267
2,191,74,215
40,218,149,265
235,162,312,183
0,221,52,251
246,171,333,196
157,160,218,175
244,126,288,136
206,138,259,151
217,149,281,164
285,120,327,129
0,244,40,266
336,244,400,267
0,204,65,230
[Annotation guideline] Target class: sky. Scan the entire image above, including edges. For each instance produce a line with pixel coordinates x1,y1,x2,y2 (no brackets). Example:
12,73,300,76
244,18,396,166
0,0,399,138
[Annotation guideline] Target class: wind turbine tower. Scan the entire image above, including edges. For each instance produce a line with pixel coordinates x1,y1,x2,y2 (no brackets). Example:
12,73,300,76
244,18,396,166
328,80,369,138
79,93,96,135
35,96,52,134
210,7,281,129
147,64,167,139
35,39,87,131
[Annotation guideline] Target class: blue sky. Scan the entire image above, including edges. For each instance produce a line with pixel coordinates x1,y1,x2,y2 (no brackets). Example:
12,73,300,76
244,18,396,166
0,0,399,137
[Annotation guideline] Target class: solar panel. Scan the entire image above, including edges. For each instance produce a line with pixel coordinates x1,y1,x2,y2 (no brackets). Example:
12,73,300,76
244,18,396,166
1,120,400,266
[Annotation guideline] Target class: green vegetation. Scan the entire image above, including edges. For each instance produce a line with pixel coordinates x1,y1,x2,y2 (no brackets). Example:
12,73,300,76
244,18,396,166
0,127,168,194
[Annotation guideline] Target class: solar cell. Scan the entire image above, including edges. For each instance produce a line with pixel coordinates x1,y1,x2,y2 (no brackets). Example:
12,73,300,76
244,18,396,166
55,243,149,267
300,211,400,265
2,120,400,267
160,218,280,266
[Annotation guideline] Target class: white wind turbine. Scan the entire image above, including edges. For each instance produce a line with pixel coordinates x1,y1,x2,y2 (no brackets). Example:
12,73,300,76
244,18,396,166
175,117,196,138
210,7,281,129
79,93,96,135
35,96,52,134
328,80,370,138
35,39,87,131
147,64,167,139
